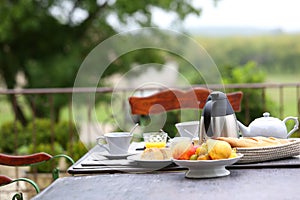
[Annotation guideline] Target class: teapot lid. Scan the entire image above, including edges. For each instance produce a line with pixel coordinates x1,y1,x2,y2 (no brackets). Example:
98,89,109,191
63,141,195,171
210,91,227,100
248,112,283,132
263,112,270,118
209,91,234,116
256,112,280,122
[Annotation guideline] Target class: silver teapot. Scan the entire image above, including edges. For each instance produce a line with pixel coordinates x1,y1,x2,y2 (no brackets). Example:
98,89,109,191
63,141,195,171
199,91,239,142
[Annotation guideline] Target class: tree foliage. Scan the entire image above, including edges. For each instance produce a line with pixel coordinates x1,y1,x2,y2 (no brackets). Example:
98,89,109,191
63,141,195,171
220,61,278,124
0,0,202,125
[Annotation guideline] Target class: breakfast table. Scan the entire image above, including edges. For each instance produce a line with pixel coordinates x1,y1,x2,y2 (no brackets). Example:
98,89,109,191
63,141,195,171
32,142,300,200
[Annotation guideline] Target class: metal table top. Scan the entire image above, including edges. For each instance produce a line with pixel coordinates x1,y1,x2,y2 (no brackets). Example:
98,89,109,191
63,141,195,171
33,167,300,200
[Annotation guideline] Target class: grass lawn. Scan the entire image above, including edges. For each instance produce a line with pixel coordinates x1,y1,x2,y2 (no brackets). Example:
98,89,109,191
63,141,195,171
265,73,299,118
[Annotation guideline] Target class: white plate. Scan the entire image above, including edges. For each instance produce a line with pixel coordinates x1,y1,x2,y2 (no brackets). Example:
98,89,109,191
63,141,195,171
100,152,137,160
127,153,173,168
173,153,243,178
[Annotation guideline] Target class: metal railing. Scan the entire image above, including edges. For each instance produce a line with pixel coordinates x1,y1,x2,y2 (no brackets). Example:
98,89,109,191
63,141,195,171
0,82,299,148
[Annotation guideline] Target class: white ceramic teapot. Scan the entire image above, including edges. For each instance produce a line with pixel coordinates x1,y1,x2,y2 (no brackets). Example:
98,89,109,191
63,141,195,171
237,112,299,138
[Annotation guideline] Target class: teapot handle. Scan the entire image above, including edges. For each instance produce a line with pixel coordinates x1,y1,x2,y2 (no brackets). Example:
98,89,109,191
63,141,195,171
283,117,299,138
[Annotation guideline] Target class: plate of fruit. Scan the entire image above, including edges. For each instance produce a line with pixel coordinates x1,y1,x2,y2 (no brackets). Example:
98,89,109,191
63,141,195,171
171,139,243,178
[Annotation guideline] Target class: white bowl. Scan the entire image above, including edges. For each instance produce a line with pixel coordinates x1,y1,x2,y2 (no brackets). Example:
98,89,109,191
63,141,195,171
175,121,200,138
173,154,243,178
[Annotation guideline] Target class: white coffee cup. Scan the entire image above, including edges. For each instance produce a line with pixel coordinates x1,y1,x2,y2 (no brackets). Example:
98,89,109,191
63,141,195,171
96,132,132,154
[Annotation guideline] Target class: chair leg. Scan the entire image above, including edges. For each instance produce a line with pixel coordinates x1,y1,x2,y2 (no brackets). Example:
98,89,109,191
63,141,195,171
52,168,59,180
50,154,75,180
12,192,23,200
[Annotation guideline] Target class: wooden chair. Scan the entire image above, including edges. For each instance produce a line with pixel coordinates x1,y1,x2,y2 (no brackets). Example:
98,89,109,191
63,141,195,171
128,87,243,137
0,152,74,200
129,87,243,115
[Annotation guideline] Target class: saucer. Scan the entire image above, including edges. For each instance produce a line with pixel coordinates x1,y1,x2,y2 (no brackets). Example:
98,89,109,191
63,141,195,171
100,152,137,159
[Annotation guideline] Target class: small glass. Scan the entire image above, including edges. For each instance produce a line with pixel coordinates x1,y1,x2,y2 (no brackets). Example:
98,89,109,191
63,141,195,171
143,132,168,148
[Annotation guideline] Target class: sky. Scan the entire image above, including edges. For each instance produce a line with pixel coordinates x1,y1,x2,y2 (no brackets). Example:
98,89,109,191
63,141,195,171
153,0,300,33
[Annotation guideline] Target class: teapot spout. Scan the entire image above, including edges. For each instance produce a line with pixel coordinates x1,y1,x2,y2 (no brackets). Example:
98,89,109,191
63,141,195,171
237,121,251,137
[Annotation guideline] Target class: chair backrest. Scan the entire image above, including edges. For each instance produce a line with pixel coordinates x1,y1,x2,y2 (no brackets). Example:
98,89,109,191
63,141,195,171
0,152,52,166
129,87,243,115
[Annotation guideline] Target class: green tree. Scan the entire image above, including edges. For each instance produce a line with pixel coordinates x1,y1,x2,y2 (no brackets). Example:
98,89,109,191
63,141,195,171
0,0,205,125
221,61,277,124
